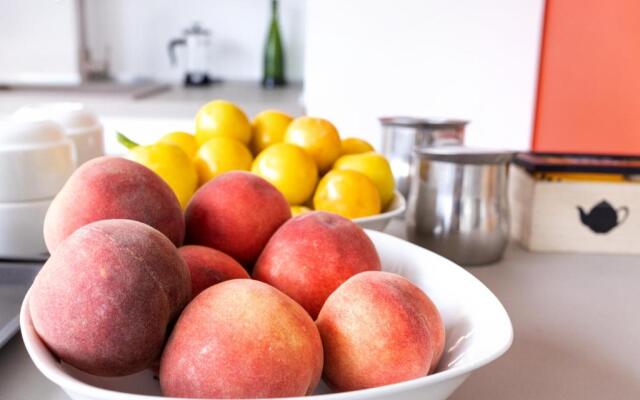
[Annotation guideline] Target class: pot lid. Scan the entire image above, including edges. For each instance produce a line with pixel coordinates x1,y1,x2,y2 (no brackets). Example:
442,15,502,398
379,116,468,129
414,146,516,164
184,22,210,36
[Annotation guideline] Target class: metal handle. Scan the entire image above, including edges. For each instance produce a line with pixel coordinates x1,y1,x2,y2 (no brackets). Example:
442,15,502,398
168,38,186,66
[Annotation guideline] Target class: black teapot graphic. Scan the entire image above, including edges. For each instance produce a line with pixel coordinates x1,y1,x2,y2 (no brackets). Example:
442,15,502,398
577,200,629,234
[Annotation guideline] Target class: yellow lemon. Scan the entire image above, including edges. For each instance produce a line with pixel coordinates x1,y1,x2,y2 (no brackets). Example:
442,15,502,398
333,151,395,208
195,100,252,146
251,143,318,205
290,205,312,217
313,169,381,219
251,110,293,155
284,116,341,173
158,131,198,158
118,133,197,209
195,137,253,185
340,137,375,155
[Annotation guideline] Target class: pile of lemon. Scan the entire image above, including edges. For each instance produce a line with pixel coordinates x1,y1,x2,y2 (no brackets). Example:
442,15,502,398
120,100,395,219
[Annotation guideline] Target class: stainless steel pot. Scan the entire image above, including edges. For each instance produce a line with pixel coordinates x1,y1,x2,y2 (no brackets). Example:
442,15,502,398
406,147,515,266
380,117,467,197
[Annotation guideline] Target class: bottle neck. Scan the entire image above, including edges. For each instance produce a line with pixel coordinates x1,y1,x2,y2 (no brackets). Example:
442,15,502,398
271,0,278,19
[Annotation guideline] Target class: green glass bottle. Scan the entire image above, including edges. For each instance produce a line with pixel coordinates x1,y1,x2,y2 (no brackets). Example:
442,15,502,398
262,0,286,88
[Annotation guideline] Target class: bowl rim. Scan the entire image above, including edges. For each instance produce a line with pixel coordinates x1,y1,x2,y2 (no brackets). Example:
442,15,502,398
0,198,52,209
352,190,406,223
21,230,513,400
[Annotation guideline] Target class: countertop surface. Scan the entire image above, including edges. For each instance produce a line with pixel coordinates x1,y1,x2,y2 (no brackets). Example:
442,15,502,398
1,219,639,399
0,81,305,118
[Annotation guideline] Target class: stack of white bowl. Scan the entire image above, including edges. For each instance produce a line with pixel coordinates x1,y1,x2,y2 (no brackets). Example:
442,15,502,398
0,104,104,259
13,103,105,166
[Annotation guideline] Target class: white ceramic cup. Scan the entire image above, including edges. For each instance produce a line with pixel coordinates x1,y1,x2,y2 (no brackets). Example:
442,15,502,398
0,119,76,203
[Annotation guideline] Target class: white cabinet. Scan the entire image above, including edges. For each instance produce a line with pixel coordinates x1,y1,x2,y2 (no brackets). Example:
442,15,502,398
0,0,83,85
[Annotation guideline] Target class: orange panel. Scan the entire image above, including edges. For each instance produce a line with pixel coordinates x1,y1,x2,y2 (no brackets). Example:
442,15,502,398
533,0,640,154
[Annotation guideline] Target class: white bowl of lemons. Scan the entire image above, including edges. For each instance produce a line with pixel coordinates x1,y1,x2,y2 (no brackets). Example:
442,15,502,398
116,102,402,230
353,190,406,231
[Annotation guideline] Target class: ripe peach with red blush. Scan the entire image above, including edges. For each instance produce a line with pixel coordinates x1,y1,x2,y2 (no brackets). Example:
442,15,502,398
316,271,445,391
43,156,185,252
30,219,191,376
253,211,381,318
179,245,249,298
185,171,291,267
160,279,323,398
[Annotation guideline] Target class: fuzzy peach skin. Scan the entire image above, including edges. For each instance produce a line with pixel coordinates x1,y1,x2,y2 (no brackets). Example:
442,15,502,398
29,219,191,377
160,279,323,399
179,245,250,298
185,171,291,267
316,271,446,392
43,156,185,252
253,211,381,319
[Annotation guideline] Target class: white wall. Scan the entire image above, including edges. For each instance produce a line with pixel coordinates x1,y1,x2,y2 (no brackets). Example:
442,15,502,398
84,0,306,83
303,0,545,150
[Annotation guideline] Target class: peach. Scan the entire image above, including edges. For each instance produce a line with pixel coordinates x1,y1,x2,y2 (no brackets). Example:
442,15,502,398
179,245,250,298
44,156,184,252
185,171,291,267
253,211,381,318
160,279,323,398
29,219,191,377
316,271,446,392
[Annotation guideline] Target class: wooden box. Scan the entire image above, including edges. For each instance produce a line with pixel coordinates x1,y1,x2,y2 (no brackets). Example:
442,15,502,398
509,165,639,254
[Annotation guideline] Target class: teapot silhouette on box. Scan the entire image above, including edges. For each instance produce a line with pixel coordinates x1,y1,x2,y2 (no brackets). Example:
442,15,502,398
577,200,629,234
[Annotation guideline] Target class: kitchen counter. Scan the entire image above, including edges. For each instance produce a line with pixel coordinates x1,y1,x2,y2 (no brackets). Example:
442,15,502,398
1,219,639,399
0,81,304,118
0,82,304,153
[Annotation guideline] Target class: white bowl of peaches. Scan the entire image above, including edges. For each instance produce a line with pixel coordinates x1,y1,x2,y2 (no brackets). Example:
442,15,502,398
21,151,511,400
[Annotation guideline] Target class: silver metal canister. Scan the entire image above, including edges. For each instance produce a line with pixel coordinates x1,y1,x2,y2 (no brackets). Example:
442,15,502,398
406,147,515,266
380,117,467,197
